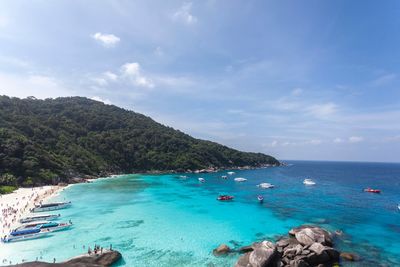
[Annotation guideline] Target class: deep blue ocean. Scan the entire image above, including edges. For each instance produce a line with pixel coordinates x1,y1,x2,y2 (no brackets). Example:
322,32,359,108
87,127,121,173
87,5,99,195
1,161,400,266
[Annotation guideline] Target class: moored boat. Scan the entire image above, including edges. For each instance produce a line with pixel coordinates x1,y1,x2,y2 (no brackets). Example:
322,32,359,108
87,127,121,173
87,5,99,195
257,182,274,189
257,195,264,203
221,175,228,179
227,171,235,175
31,201,71,212
1,228,50,243
234,177,247,182
364,188,381,194
198,177,205,183
303,179,316,185
217,195,234,201
15,221,72,233
20,214,60,223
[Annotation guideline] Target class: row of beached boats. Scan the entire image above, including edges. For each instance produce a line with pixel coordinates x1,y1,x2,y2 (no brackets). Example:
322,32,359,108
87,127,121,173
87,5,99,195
1,201,72,243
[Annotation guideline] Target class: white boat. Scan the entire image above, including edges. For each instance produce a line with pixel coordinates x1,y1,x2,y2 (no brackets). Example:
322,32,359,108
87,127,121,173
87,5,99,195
31,201,71,212
227,171,235,175
1,228,50,243
198,178,205,183
15,221,72,233
179,175,188,179
303,179,316,185
257,183,274,189
20,214,60,223
398,204,400,211
234,177,247,182
221,175,228,179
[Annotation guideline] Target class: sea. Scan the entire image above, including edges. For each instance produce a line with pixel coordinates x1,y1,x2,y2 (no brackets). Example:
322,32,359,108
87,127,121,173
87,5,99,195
1,160,400,266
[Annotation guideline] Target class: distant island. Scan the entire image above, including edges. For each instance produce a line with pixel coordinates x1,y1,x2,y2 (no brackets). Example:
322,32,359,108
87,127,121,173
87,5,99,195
0,96,279,189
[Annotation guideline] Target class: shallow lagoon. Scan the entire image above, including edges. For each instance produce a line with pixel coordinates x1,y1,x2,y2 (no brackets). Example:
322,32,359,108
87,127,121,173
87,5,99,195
1,161,400,266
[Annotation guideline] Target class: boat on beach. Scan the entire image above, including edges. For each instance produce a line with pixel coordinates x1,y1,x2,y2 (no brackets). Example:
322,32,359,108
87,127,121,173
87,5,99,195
257,182,274,189
31,201,71,212
19,214,60,223
303,179,316,185
1,228,50,243
234,177,247,182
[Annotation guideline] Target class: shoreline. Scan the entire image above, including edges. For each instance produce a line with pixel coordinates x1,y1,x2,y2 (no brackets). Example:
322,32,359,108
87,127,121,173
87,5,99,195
0,185,65,236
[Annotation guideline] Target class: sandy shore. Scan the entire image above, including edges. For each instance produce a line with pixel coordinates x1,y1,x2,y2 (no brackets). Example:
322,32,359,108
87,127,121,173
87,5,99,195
0,185,64,235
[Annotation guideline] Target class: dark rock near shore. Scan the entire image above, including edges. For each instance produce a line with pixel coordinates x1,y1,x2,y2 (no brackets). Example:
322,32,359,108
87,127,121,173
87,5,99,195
5,250,121,267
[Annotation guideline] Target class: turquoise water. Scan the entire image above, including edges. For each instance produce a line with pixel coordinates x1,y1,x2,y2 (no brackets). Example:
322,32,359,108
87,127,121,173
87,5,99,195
1,161,400,266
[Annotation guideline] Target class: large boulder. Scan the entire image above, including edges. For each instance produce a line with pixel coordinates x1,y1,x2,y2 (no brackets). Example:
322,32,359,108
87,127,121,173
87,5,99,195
290,226,332,246
235,241,277,267
306,243,339,265
213,244,231,256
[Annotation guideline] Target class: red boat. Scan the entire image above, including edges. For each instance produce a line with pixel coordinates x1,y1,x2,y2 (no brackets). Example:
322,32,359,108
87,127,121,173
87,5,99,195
217,195,234,201
364,188,381,194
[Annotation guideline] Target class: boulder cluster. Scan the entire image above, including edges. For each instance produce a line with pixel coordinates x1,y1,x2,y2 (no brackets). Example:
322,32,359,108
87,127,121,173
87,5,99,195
214,225,345,267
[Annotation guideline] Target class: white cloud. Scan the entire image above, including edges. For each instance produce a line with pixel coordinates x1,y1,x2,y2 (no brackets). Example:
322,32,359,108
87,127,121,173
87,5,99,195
91,96,112,105
172,2,197,25
308,139,322,145
104,71,118,81
348,136,364,143
370,73,397,87
306,102,337,118
91,32,120,47
333,138,343,143
121,62,154,88
291,88,303,96
0,72,72,99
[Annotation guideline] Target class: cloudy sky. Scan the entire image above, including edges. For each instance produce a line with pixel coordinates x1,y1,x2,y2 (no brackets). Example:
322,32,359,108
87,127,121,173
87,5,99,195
0,0,400,162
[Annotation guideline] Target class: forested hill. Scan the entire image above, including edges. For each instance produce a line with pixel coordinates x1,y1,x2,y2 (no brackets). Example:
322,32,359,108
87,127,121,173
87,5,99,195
0,96,279,186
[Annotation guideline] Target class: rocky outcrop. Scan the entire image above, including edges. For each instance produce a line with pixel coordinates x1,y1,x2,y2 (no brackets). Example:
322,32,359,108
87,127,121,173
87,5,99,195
6,250,121,267
233,226,340,267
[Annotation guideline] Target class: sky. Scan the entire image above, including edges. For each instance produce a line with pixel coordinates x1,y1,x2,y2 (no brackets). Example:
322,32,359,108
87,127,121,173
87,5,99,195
0,0,400,162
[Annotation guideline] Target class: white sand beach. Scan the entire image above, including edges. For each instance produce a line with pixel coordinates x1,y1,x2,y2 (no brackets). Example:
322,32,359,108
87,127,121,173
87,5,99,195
0,186,63,236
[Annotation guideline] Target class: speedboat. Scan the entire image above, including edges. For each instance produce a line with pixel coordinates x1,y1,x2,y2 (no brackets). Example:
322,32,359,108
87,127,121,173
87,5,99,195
217,195,234,201
14,221,51,231
364,188,381,194
257,183,274,189
31,201,71,212
227,171,235,175
198,177,205,183
234,177,247,182
179,175,188,179
303,179,316,185
15,221,72,233
398,204,400,211
221,175,228,179
2,228,50,243
20,214,60,223
257,195,264,203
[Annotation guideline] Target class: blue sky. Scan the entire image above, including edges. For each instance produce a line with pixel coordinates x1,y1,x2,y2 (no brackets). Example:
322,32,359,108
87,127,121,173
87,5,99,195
0,0,400,162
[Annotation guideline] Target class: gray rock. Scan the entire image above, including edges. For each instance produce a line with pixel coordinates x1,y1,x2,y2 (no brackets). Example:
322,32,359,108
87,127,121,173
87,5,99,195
289,226,332,246
248,241,277,267
290,259,310,267
238,245,254,254
235,252,251,267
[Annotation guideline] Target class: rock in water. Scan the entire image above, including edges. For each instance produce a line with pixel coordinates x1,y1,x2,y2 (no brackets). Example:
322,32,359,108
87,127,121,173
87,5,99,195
340,252,360,261
213,244,231,256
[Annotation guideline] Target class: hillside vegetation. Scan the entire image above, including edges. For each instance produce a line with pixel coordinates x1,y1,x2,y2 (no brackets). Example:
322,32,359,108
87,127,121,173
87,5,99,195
0,96,279,186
